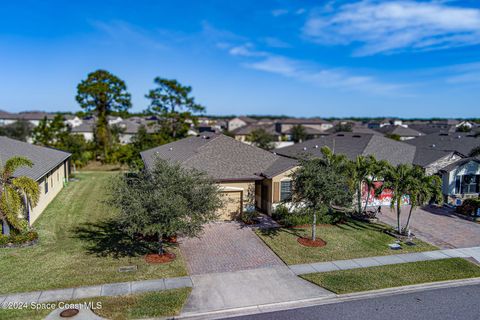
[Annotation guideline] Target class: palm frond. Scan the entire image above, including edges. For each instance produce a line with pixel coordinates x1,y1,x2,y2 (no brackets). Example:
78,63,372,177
12,176,40,207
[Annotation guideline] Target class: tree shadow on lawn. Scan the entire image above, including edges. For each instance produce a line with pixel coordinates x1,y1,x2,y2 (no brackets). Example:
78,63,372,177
72,220,168,259
335,219,386,232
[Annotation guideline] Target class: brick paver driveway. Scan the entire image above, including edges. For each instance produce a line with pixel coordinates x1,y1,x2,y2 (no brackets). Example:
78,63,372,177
179,222,284,275
378,205,480,249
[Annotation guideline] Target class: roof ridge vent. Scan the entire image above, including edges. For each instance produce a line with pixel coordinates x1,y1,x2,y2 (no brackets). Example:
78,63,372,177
303,147,307,151
315,145,319,148
169,147,173,151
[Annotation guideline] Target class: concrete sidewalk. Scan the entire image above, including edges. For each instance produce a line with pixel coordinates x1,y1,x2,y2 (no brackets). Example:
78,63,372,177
289,246,480,275
0,276,192,307
181,266,333,316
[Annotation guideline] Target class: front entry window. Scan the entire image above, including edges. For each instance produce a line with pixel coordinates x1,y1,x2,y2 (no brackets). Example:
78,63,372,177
280,180,292,201
455,175,480,194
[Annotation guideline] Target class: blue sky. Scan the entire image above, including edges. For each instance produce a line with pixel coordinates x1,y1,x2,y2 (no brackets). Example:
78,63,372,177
1,0,479,118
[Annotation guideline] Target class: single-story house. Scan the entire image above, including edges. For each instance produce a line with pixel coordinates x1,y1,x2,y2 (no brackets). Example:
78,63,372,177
439,158,480,206
405,132,479,157
0,136,71,228
275,132,417,166
140,133,298,219
227,116,257,132
375,125,425,140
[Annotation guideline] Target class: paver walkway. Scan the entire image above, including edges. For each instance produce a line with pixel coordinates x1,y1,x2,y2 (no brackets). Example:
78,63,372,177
289,246,480,275
378,205,480,249
0,276,192,307
179,221,284,275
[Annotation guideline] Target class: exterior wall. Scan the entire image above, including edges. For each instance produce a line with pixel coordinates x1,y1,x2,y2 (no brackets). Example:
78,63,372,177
29,160,69,224
266,167,298,215
425,153,461,176
228,118,247,131
443,160,480,205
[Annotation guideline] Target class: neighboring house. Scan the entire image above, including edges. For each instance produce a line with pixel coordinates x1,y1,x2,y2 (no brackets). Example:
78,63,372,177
141,133,298,219
439,158,480,206
71,120,95,141
405,132,479,157
275,132,417,166
375,125,425,140
275,118,333,139
227,116,257,132
275,132,417,207
231,123,281,142
0,111,56,127
367,118,403,129
0,136,71,226
64,114,83,128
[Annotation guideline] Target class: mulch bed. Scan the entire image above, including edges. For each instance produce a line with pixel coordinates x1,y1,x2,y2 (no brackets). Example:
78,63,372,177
145,252,176,264
297,237,327,247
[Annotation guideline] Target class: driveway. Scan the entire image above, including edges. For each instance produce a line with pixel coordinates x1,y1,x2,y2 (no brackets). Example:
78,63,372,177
179,221,284,275
378,205,480,249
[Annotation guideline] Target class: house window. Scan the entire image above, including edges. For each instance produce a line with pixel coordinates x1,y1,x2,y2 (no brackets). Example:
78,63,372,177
280,180,292,201
455,175,480,194
44,178,49,194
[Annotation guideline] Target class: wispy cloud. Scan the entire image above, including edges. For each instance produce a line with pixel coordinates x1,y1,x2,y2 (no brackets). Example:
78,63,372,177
303,1,480,56
444,62,480,85
246,55,401,94
223,44,401,94
91,20,167,50
272,9,289,17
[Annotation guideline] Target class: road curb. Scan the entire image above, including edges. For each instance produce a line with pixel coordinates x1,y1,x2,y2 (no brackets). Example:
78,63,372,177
175,277,480,320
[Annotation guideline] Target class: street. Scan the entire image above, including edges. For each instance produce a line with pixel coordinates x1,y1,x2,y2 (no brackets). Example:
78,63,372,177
223,284,480,320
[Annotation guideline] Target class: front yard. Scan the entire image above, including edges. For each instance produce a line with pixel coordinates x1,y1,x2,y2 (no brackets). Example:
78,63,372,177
301,258,480,294
0,171,188,295
256,220,437,265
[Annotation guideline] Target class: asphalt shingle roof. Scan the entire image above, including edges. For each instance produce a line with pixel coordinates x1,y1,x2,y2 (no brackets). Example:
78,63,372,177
141,133,296,181
0,136,71,181
405,132,479,157
275,133,416,166
375,125,424,137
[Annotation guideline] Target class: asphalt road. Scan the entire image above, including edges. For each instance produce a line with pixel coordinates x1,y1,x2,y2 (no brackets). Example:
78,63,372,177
223,284,480,320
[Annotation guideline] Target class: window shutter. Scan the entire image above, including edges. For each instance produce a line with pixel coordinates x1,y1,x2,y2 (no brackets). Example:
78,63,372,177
273,182,280,203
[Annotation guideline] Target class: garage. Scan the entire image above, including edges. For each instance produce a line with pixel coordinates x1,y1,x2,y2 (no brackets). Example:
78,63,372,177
218,190,243,220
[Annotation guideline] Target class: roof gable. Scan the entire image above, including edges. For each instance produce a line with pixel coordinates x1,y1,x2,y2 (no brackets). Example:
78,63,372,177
0,136,71,181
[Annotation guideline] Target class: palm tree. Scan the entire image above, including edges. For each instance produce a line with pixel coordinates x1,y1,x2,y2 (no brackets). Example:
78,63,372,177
0,157,40,235
380,164,413,234
403,166,443,233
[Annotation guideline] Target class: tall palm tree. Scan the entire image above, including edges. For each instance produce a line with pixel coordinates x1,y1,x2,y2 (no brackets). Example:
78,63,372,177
403,166,443,233
0,157,40,235
380,164,413,234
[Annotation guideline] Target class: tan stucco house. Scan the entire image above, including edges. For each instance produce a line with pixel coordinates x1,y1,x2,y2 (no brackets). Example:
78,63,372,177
0,136,71,227
140,133,298,220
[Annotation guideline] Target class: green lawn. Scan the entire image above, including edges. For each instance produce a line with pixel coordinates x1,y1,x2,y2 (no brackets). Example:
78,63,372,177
256,220,437,265
301,258,480,294
0,288,191,320
0,171,188,295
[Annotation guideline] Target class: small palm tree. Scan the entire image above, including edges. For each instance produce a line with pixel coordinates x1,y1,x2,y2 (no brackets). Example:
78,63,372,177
403,166,443,233
0,156,40,235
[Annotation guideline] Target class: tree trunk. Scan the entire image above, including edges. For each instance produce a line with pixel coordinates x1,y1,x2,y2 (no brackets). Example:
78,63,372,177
158,234,164,255
357,181,363,215
404,204,414,234
363,185,371,213
2,218,10,236
312,211,317,241
396,199,401,234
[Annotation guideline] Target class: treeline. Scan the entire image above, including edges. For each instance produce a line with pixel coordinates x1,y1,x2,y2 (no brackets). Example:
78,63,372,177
30,70,205,169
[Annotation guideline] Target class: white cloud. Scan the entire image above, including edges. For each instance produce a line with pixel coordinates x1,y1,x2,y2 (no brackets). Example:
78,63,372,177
272,9,289,17
445,62,480,84
244,55,401,94
263,37,291,48
228,43,268,57
303,1,480,56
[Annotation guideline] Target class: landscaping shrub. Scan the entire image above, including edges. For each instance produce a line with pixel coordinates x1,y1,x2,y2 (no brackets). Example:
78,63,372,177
0,230,38,246
272,205,344,227
240,211,259,224
456,198,480,217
